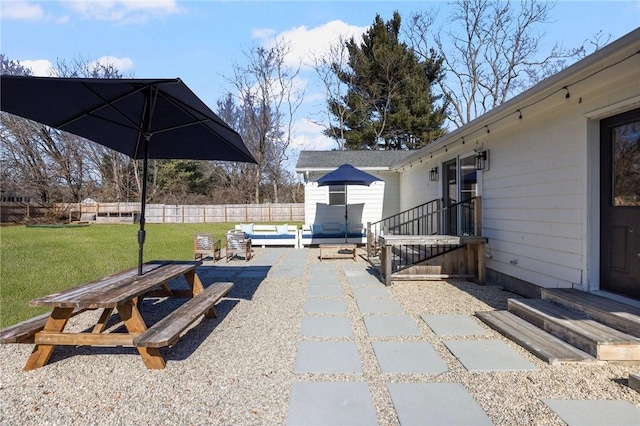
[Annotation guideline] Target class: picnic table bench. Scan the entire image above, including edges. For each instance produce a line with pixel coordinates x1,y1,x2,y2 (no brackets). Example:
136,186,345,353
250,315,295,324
1,260,233,370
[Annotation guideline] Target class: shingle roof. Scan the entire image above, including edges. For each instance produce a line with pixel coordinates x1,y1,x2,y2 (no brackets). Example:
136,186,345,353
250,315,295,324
295,150,412,171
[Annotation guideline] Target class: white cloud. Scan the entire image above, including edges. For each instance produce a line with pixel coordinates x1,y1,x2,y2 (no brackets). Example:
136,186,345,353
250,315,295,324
260,20,366,69
291,117,337,151
62,0,182,23
93,55,135,72
1,1,45,21
21,59,54,76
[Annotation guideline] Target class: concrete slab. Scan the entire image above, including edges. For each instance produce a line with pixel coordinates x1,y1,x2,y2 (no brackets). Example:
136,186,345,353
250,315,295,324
287,382,377,426
347,276,383,288
543,399,640,426
388,383,492,425
308,275,341,287
445,340,538,372
305,299,347,314
309,263,336,273
372,342,448,374
301,316,353,337
357,299,404,314
307,285,344,298
363,315,422,337
421,314,490,336
294,341,362,373
351,286,390,299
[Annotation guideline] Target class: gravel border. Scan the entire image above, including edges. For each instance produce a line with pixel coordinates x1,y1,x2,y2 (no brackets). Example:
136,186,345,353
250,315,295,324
1,248,639,425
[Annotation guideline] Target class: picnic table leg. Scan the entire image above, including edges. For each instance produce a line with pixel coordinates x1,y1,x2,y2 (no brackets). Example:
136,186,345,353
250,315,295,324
117,301,165,370
92,307,114,333
24,307,74,371
183,270,205,296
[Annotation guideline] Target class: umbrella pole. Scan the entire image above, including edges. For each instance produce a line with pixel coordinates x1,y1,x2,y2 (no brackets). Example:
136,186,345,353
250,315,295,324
345,185,348,243
137,137,150,276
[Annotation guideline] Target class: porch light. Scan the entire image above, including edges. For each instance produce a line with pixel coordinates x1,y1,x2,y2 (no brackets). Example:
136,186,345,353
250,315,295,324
429,167,439,181
475,150,488,170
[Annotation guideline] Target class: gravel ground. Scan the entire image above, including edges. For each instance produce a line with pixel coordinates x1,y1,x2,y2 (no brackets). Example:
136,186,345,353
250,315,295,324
1,248,639,425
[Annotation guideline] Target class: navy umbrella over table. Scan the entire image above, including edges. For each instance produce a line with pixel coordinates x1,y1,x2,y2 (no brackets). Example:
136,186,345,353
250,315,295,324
1,75,257,275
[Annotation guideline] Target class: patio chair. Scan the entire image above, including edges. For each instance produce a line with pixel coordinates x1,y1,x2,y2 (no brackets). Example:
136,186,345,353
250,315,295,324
193,233,221,262
226,231,252,262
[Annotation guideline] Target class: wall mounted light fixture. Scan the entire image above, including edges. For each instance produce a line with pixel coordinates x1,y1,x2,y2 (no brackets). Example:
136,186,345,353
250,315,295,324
475,150,489,170
429,167,439,182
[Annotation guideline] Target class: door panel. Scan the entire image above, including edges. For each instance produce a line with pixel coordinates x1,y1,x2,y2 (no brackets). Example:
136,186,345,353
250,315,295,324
600,107,640,299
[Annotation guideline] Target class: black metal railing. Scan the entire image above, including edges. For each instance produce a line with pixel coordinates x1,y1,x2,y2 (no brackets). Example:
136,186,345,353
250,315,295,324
367,197,480,258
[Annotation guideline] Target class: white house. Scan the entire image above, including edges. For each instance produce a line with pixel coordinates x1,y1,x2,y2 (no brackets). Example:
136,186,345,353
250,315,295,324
296,28,640,302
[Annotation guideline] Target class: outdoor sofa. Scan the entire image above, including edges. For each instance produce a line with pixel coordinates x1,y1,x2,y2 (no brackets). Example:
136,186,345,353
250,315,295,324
299,222,367,246
233,223,300,248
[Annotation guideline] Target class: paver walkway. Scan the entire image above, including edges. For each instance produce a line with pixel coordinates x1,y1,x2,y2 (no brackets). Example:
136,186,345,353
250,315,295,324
282,253,639,425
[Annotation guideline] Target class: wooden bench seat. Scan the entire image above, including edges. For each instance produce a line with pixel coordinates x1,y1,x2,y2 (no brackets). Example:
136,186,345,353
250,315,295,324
0,308,87,344
133,282,233,349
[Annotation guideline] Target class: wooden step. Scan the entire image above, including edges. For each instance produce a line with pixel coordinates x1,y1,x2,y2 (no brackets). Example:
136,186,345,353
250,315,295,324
507,298,640,361
629,373,640,394
476,310,596,365
540,288,640,338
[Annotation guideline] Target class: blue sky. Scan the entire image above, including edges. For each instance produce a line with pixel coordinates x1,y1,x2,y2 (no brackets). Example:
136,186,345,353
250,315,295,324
2,1,639,165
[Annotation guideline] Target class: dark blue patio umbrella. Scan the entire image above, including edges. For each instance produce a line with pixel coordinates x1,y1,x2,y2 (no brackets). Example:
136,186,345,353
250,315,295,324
316,164,382,242
1,75,256,275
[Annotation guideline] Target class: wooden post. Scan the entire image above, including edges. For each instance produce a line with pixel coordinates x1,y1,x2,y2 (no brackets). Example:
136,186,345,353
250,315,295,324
474,196,482,236
367,222,371,255
384,243,392,286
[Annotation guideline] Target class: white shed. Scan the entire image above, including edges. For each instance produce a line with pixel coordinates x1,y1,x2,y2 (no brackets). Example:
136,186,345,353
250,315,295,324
295,150,411,243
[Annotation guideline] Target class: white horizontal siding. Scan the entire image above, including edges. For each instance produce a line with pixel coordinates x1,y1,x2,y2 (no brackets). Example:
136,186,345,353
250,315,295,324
481,105,587,288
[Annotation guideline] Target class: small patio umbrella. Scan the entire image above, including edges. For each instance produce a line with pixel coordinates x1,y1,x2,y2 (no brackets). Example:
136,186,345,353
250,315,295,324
316,163,382,242
1,75,256,275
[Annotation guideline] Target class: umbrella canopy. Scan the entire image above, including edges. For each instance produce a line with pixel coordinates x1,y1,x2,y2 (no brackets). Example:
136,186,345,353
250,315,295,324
316,164,382,242
1,75,256,274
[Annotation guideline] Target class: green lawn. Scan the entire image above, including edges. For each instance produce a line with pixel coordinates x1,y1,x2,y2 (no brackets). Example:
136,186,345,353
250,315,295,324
0,222,298,328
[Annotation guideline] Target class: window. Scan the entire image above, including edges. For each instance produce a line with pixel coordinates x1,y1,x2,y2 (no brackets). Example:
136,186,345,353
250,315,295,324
613,118,640,206
328,185,346,205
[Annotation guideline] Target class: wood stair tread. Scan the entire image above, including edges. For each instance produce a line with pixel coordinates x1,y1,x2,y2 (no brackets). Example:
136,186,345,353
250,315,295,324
508,298,640,361
476,310,596,365
541,288,640,337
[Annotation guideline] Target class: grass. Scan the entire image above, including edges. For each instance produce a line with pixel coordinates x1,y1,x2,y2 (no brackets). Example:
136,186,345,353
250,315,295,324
0,222,300,328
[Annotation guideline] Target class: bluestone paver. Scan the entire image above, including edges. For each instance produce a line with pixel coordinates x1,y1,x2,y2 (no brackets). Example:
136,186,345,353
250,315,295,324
363,315,422,336
352,286,391,299
305,299,347,314
388,383,492,425
294,341,362,373
357,299,404,314
421,314,490,336
372,341,448,374
287,382,377,426
300,316,353,337
543,399,640,426
445,340,538,372
307,285,344,298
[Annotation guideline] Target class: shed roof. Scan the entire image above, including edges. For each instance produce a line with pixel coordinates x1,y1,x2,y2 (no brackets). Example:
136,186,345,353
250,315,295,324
295,150,412,172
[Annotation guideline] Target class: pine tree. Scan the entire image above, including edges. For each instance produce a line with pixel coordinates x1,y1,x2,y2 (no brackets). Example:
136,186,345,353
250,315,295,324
326,12,447,150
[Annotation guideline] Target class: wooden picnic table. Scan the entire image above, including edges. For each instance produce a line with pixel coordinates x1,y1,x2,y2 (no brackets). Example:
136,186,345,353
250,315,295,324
12,260,232,370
